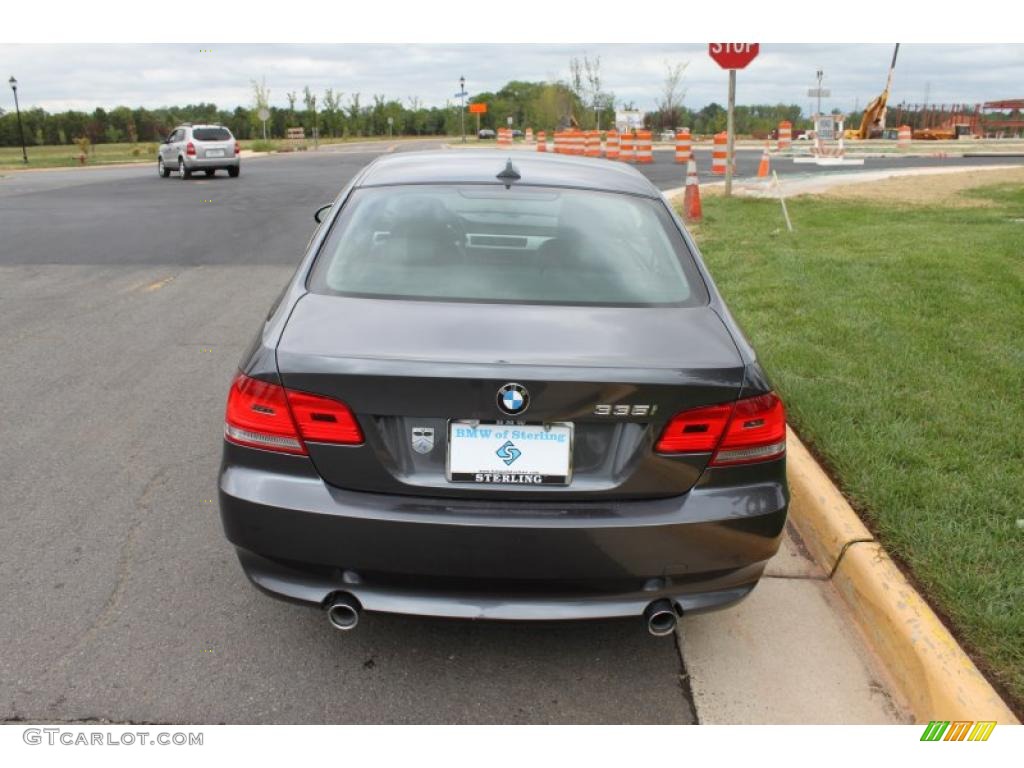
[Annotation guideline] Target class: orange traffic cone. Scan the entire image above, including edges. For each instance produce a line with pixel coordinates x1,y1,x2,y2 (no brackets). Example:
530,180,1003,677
683,156,702,223
757,143,771,178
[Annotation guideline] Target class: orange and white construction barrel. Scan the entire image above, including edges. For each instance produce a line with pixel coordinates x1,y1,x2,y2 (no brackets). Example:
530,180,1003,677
777,121,792,151
898,125,912,149
605,130,619,160
635,130,653,164
674,128,692,164
711,132,728,175
618,132,635,162
536,130,547,152
572,130,586,156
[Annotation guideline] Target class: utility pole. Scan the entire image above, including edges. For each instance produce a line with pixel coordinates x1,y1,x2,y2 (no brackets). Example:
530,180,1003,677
312,95,318,149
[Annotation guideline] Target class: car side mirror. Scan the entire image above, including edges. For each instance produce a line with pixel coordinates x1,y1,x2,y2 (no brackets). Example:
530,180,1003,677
314,204,332,224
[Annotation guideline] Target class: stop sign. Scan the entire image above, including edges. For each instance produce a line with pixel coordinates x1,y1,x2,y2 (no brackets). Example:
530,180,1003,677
708,43,760,70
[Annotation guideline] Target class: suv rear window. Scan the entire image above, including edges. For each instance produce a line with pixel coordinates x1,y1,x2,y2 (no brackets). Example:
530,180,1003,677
308,185,708,307
193,127,231,141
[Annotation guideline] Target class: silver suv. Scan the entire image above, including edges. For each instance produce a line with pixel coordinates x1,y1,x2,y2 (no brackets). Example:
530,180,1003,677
158,124,240,179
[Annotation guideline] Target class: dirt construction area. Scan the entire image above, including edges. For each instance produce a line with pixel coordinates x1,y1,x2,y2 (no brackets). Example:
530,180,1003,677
820,166,1024,206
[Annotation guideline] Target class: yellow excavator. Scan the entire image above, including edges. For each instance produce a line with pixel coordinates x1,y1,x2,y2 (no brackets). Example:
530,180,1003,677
847,44,900,139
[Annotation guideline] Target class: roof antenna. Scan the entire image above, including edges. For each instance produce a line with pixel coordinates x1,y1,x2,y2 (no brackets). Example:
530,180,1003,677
497,158,521,188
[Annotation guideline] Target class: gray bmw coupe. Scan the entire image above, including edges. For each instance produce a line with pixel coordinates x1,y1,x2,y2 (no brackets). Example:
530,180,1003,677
219,151,788,636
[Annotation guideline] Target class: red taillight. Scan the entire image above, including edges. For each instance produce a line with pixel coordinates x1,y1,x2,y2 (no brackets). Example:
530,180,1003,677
234,141,241,155
285,389,364,445
225,373,305,454
654,403,733,453
186,141,196,156
655,392,786,466
224,372,363,455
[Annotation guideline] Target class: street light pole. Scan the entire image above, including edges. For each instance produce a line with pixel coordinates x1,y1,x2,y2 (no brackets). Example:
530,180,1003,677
459,76,466,143
312,95,318,150
8,76,28,164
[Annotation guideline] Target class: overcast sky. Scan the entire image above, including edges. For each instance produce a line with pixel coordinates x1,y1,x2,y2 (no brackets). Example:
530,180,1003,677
3,44,1022,116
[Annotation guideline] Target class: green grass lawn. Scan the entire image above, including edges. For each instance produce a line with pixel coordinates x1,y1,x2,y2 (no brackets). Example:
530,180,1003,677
0,141,159,170
0,135,439,171
683,184,1024,708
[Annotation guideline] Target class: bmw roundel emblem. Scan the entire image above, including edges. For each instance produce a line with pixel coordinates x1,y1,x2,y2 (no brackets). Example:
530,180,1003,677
496,383,530,416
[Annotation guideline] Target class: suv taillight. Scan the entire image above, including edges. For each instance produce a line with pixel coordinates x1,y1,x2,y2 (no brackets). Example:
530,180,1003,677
234,141,241,155
655,392,786,466
186,141,196,156
224,372,364,455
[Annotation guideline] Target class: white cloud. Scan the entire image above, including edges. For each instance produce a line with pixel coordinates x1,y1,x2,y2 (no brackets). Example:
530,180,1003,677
1,44,1021,115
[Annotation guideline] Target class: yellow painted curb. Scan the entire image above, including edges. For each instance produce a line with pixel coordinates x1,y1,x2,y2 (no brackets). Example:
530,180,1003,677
785,427,1019,724
786,429,872,572
834,543,1018,723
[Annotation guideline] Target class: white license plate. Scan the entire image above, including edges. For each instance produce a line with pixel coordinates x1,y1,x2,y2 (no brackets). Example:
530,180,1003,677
447,421,573,485
205,149,225,157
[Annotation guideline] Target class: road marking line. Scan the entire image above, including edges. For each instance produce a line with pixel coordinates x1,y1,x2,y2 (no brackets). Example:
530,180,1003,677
141,276,175,293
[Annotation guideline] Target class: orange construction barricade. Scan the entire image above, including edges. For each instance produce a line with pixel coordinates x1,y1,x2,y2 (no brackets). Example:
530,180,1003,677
635,130,653,164
674,128,692,164
605,130,619,160
711,132,728,174
619,132,635,162
777,121,792,151
898,124,912,149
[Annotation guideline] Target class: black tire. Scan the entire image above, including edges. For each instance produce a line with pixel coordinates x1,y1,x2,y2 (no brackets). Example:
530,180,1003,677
204,169,215,177
158,157,171,178
178,158,191,180
228,165,240,178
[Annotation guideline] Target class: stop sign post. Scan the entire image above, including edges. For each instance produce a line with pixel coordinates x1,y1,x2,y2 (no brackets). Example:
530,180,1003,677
709,44,760,196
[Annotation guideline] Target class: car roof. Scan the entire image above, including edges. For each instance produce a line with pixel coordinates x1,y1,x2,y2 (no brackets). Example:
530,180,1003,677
355,151,662,198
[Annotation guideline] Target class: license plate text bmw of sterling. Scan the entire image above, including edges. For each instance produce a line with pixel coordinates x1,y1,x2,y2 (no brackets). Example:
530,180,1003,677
218,152,788,636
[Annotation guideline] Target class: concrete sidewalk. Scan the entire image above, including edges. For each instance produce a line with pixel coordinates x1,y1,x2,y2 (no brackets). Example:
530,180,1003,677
678,522,911,724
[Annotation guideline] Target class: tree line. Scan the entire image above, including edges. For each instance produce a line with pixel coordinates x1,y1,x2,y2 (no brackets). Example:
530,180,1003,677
0,69,809,147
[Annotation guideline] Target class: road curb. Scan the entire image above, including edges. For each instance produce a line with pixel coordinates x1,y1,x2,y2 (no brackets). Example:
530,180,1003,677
785,428,1019,724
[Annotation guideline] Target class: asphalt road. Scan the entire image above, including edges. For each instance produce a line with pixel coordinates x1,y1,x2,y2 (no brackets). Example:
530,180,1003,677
0,141,1011,724
0,141,694,725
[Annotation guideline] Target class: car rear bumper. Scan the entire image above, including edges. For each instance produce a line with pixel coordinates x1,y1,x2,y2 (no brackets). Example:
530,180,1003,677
185,156,240,169
219,447,788,621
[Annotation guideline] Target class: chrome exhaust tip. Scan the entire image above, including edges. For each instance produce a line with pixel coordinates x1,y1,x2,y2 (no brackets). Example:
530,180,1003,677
644,599,678,637
326,593,361,632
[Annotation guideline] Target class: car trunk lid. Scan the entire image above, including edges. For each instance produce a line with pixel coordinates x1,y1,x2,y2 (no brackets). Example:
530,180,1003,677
276,295,745,500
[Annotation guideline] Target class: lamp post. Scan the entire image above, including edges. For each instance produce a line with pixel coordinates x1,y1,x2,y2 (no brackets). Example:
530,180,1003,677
458,75,466,143
8,76,28,164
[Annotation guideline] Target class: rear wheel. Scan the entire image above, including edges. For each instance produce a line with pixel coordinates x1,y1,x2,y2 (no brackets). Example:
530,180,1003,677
178,158,191,180
157,157,170,178
228,165,240,178
204,169,215,177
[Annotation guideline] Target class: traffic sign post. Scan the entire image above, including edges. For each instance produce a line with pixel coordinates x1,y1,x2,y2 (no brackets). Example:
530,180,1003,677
257,107,270,140
469,102,486,135
709,44,759,197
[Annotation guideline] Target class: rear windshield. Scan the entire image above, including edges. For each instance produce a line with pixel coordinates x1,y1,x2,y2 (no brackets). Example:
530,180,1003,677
193,127,231,141
308,185,707,307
